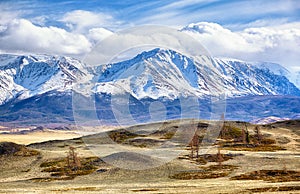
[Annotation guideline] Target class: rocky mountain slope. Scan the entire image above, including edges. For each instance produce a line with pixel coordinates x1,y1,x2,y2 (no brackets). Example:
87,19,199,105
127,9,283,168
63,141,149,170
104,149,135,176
0,49,299,125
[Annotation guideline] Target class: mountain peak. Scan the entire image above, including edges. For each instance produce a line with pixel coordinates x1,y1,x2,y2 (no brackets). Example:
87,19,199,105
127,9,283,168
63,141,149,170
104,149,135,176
1,52,300,124
1,50,300,105
131,48,182,62
96,48,300,100
0,54,86,105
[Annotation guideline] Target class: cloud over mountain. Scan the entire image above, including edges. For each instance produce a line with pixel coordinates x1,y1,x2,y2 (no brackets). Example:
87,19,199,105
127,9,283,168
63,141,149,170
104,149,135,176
0,2,299,73
182,22,300,71
60,10,116,33
0,19,92,55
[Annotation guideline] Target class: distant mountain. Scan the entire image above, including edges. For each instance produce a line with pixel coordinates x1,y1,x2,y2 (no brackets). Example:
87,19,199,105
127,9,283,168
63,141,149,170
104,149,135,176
180,22,300,91
95,48,300,99
0,49,300,125
294,71,300,89
251,116,290,125
252,62,290,77
0,54,88,105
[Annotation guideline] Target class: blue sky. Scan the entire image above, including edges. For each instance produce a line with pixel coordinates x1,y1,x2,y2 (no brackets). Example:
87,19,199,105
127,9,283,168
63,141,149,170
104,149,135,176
0,0,300,71
1,0,299,30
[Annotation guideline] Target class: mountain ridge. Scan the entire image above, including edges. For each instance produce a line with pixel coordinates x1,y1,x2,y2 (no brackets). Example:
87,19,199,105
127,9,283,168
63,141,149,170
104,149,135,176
94,48,300,99
1,49,300,104
0,49,300,125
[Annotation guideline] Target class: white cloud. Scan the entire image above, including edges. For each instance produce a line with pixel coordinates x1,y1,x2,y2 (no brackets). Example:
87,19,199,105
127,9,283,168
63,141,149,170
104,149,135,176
225,18,291,30
0,5,299,74
0,19,92,56
0,8,20,33
183,22,261,54
84,25,209,66
0,10,20,25
0,10,116,57
87,27,113,44
182,22,300,71
30,15,48,26
60,10,115,33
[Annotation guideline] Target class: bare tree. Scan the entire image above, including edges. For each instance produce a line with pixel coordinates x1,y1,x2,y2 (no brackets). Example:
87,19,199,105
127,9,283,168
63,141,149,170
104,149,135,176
67,146,81,170
244,123,250,144
217,147,224,166
195,134,199,158
190,132,199,159
254,126,262,145
220,113,226,139
241,128,245,144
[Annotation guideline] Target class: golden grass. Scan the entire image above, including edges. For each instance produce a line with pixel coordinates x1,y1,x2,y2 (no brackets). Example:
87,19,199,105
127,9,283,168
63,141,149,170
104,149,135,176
220,125,243,140
179,153,236,165
131,188,159,192
221,144,285,152
160,131,176,139
38,156,101,181
0,142,40,157
170,165,238,180
231,169,300,182
52,187,100,192
108,129,142,143
247,186,300,193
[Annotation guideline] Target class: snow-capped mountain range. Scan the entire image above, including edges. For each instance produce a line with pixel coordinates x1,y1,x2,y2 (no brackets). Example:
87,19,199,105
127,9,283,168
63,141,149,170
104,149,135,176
251,116,290,125
0,48,300,125
180,22,300,89
0,54,86,105
0,48,299,106
93,48,300,100
295,71,300,89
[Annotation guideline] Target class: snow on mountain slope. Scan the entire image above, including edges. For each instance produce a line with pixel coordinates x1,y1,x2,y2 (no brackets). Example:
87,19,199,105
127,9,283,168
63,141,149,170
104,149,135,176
218,58,290,77
0,49,299,106
0,54,19,67
94,48,300,99
252,62,290,77
250,116,290,124
293,71,300,88
180,22,299,90
0,54,87,105
94,48,209,99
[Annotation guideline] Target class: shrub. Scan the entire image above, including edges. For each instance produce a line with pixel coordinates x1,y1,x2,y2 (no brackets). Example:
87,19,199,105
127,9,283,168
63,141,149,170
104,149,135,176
0,142,39,157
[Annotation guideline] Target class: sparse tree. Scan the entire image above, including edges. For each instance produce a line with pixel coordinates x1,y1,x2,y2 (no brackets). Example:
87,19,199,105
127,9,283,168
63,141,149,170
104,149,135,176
220,113,227,138
241,127,246,144
254,126,262,145
67,146,81,170
217,147,224,166
190,132,199,159
195,134,199,158
244,123,250,144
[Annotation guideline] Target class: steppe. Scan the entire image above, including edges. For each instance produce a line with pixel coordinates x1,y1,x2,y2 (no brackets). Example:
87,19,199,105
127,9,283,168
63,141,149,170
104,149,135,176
0,120,299,193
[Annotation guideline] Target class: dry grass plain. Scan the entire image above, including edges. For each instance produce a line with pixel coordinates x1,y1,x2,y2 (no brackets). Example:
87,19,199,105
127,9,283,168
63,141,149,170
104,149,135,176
0,130,81,145
0,120,299,193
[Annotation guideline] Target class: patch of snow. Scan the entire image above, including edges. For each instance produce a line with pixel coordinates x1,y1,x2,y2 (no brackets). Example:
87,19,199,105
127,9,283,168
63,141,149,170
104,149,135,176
250,116,290,124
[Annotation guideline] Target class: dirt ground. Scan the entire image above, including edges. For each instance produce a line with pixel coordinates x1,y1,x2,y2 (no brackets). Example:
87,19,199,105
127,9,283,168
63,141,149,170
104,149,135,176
0,120,299,193
0,130,81,145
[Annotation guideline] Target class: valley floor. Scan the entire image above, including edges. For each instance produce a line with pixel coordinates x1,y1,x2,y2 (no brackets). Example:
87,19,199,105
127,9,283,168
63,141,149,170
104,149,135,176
0,120,299,193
